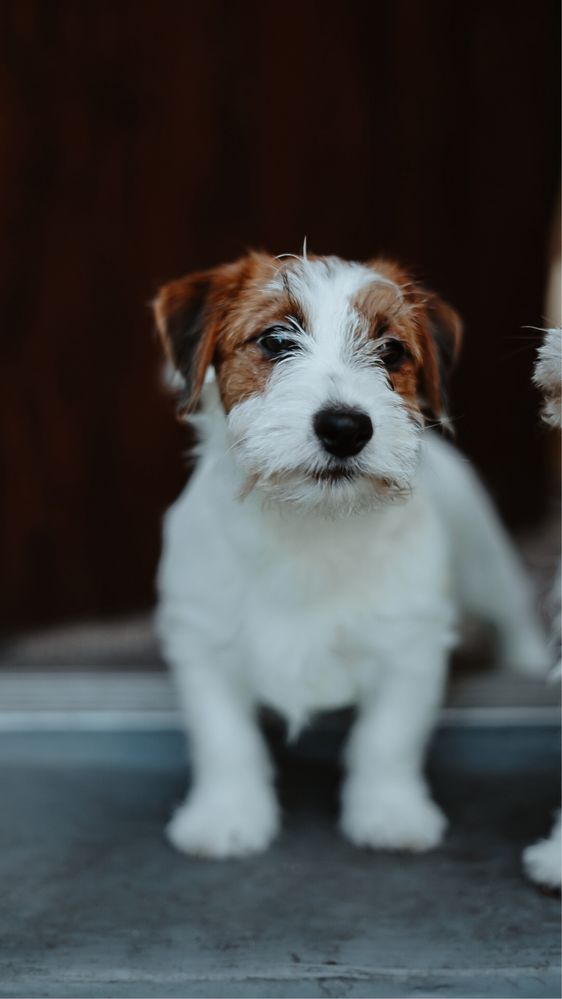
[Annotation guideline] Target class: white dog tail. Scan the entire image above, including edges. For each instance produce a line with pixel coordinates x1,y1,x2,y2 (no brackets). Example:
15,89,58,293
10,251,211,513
422,434,550,675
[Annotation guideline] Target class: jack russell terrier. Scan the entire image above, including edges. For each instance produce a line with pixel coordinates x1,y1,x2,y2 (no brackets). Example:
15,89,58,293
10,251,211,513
154,251,548,858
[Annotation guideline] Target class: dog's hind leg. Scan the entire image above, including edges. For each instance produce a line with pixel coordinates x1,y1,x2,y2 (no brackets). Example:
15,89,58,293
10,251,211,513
423,435,550,674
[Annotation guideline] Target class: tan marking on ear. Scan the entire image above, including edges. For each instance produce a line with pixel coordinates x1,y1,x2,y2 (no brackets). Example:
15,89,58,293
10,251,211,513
415,289,463,424
153,252,282,414
153,269,218,413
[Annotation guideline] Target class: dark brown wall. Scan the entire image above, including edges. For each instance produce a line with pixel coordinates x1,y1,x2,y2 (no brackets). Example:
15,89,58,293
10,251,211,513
0,0,559,631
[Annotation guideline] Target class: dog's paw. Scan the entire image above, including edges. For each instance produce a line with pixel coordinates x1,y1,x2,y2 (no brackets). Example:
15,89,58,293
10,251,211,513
499,628,553,677
523,830,561,891
166,785,280,859
340,780,447,852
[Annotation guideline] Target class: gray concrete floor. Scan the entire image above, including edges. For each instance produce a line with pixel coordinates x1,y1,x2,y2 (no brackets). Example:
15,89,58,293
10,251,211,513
0,723,560,998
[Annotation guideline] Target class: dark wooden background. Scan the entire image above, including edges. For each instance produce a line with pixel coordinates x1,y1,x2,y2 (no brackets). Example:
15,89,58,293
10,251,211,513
0,0,559,631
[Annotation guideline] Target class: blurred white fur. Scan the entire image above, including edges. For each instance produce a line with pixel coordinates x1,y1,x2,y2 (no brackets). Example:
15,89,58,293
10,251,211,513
533,327,562,429
523,326,561,891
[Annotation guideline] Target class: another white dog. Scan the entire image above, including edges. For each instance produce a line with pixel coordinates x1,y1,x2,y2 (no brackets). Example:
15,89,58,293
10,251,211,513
154,252,548,858
522,326,561,891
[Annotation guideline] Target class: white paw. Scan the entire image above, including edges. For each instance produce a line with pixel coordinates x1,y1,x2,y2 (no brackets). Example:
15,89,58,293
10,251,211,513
523,823,561,890
500,628,552,676
166,785,280,859
340,780,447,852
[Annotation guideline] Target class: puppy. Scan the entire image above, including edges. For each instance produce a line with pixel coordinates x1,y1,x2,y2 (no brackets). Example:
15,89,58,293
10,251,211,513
154,252,548,858
522,326,561,891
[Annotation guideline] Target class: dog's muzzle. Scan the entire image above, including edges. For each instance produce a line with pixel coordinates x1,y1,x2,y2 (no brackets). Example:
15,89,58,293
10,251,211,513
313,406,373,458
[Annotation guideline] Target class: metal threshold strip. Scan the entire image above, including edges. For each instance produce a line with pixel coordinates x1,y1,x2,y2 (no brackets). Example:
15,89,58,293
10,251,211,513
0,670,558,730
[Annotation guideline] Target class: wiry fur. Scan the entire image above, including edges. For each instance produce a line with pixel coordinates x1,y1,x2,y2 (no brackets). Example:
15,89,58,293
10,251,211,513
523,326,561,891
154,252,548,859
533,327,562,429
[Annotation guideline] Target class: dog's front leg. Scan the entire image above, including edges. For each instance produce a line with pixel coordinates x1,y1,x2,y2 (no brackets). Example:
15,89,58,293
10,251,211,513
166,665,279,858
340,640,448,852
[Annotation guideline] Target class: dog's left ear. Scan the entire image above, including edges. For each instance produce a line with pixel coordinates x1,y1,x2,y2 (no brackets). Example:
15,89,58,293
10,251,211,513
416,289,463,427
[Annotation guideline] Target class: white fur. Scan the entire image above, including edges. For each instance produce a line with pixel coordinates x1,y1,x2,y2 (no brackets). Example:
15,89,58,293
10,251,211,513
523,327,561,890
532,329,561,683
233,259,419,514
418,436,550,674
158,257,549,858
523,811,561,890
533,327,562,429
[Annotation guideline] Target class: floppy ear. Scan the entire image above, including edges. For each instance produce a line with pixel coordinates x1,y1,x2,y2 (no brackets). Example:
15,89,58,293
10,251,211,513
153,269,218,414
417,289,463,427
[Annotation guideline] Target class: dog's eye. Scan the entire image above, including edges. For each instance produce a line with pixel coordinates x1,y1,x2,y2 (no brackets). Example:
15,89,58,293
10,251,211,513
257,327,300,360
378,337,406,370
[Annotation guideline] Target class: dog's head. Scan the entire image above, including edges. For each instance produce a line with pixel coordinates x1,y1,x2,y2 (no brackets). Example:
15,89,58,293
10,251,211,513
154,252,462,514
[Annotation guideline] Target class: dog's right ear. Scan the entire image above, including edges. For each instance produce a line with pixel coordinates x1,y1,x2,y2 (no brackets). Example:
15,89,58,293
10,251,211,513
153,256,260,413
153,269,218,414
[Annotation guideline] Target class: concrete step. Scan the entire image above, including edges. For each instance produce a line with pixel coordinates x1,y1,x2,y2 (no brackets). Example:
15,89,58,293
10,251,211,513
0,725,560,998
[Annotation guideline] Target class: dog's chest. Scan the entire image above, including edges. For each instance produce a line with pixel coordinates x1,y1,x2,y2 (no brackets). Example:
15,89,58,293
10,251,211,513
245,598,378,721
237,509,444,723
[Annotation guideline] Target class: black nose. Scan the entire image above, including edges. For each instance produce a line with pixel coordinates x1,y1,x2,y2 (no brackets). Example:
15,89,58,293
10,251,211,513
313,407,373,458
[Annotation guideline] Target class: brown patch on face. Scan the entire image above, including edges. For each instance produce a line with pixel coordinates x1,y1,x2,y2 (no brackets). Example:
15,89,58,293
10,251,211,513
353,259,462,423
212,258,305,412
154,251,462,424
153,252,304,414
352,263,423,414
